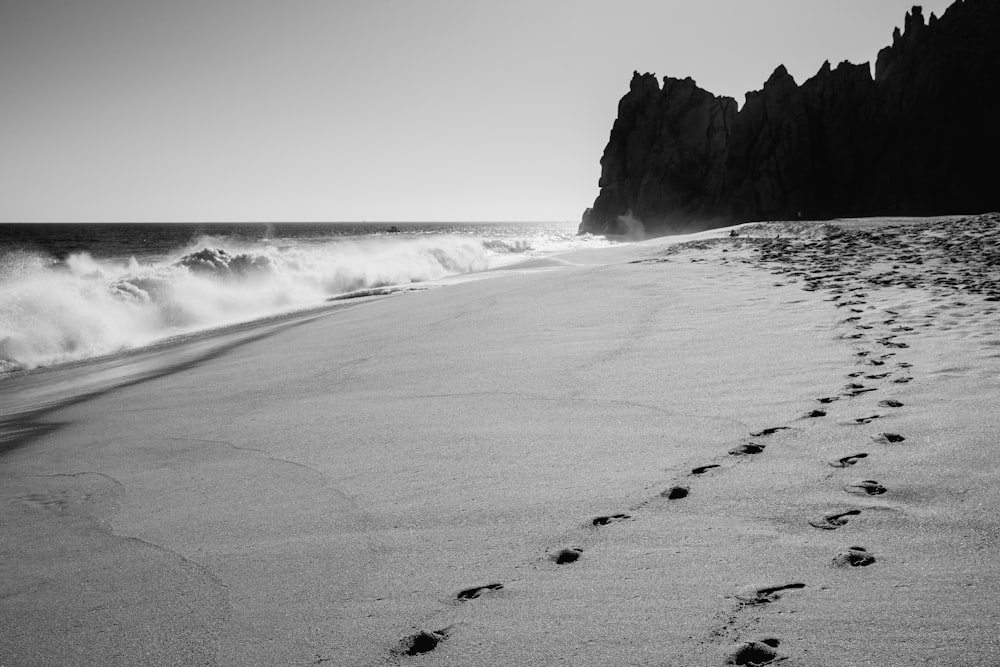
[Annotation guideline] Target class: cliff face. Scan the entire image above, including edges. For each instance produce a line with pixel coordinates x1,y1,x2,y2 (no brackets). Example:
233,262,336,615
581,0,1000,236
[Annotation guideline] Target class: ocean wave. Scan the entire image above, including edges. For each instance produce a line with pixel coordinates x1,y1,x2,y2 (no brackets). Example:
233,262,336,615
482,238,534,254
0,230,612,372
0,236,474,372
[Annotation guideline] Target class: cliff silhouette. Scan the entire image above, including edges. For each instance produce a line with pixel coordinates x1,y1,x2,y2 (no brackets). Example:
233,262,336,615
580,0,1000,236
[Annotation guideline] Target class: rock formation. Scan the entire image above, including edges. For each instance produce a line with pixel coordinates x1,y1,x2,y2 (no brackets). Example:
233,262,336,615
581,0,1000,236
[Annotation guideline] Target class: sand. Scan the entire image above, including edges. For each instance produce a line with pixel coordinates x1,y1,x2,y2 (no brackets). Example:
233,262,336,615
2,214,999,666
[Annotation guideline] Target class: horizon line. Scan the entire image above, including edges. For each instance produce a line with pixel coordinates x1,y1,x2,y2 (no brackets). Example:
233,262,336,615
0,219,578,225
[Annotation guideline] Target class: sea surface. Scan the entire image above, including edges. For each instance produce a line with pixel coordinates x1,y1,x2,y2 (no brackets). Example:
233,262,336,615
0,221,609,374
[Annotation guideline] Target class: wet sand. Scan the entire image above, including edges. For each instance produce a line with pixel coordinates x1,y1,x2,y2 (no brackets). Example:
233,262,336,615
2,214,999,666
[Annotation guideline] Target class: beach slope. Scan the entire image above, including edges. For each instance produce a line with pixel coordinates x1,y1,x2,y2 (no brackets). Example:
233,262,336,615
2,215,999,666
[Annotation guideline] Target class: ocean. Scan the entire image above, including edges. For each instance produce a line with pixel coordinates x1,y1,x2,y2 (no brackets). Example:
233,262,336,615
0,221,610,375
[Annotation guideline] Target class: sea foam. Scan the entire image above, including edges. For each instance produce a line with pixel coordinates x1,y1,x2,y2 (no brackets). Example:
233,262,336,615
0,231,589,372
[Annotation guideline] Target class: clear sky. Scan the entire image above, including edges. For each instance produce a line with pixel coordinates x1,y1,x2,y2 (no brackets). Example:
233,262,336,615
0,0,955,223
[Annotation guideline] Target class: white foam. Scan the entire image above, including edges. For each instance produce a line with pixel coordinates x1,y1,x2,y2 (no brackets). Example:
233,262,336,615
0,231,612,371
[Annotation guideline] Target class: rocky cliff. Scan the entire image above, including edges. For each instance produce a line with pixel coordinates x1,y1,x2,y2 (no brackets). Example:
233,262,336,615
581,0,1000,236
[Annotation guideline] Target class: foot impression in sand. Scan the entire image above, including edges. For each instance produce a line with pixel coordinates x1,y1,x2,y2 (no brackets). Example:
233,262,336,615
844,479,887,496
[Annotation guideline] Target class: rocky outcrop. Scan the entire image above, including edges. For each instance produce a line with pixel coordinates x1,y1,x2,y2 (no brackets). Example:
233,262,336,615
581,0,1000,236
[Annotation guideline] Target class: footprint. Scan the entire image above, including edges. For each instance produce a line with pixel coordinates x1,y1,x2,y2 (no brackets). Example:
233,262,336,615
726,638,783,666
878,399,904,408
830,453,868,468
803,409,826,418
832,546,876,568
844,480,887,496
551,548,582,564
662,486,689,499
842,383,878,397
750,427,790,437
691,464,721,475
737,583,806,605
809,509,862,530
729,443,765,456
873,432,906,444
456,583,503,601
592,513,631,526
854,415,881,424
404,629,449,656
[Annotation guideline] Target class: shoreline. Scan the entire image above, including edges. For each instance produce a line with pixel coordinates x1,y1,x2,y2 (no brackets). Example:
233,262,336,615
2,215,998,665
0,265,570,440
0,230,652,445
0,221,601,380
0,293,391,447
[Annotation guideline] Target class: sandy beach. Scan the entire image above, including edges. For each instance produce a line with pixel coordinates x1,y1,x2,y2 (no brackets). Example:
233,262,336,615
2,214,999,666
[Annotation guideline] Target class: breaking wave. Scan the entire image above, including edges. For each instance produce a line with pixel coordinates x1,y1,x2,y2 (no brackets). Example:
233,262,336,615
0,231,601,372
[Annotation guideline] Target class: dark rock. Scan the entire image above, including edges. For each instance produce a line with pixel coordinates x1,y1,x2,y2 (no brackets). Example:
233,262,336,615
580,0,1000,236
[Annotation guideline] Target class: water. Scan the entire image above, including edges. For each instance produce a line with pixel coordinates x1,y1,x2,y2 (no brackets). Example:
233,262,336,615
0,222,609,374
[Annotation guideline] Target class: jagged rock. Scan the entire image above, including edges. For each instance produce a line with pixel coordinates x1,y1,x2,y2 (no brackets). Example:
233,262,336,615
581,0,1000,236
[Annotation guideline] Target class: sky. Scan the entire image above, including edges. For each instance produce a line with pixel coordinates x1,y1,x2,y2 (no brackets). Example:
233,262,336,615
0,0,955,223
